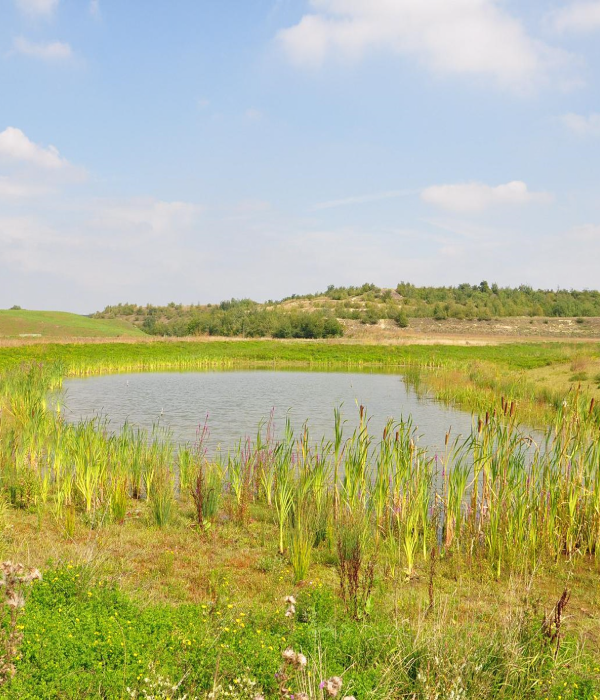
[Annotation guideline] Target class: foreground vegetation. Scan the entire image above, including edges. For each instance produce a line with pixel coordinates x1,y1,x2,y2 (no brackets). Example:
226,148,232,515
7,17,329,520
0,341,599,697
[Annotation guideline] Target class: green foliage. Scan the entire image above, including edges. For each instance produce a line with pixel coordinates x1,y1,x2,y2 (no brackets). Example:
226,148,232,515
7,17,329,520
96,302,343,339
393,308,409,328
287,521,313,583
395,281,600,318
6,566,597,699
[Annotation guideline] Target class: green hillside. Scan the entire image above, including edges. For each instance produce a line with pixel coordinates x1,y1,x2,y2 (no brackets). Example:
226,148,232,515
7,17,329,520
93,281,600,338
0,309,147,339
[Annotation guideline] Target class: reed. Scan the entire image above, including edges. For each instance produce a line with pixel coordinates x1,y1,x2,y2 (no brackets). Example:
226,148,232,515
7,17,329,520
0,353,599,599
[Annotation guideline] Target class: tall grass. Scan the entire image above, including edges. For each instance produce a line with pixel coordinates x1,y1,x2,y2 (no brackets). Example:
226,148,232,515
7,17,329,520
0,356,599,590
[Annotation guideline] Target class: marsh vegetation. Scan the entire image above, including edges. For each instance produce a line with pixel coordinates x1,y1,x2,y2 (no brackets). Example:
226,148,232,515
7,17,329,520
0,343,599,698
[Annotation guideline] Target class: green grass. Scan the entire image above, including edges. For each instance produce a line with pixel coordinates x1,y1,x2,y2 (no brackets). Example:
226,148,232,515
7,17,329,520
0,310,146,339
1,344,600,698
0,338,597,374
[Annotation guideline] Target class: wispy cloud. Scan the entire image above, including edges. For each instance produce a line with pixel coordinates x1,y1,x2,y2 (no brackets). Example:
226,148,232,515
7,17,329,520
277,0,579,92
0,197,203,297
559,112,600,136
244,107,263,121
89,0,100,19
567,223,600,241
421,181,553,213
13,37,73,61
313,189,416,210
548,1,600,33
15,0,58,18
0,176,48,200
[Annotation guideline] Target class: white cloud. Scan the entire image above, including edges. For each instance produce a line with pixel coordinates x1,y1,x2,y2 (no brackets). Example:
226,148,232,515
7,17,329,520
0,176,48,199
559,112,600,136
0,198,202,299
0,127,70,169
89,198,200,238
548,1,600,33
89,0,100,18
15,0,58,17
421,181,552,213
13,37,72,61
277,0,577,91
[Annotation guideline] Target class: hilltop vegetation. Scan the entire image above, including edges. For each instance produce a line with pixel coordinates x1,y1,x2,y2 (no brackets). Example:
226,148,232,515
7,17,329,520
0,309,146,339
291,281,600,320
94,282,600,338
95,299,344,339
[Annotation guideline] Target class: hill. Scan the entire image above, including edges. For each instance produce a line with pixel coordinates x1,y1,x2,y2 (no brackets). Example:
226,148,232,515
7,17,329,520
0,309,147,339
93,282,600,339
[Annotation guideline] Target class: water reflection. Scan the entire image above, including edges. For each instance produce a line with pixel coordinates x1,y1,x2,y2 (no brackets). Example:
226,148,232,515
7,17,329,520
61,370,475,456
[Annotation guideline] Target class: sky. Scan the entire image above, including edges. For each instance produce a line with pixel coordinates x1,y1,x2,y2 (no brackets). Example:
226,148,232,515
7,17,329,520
0,0,599,313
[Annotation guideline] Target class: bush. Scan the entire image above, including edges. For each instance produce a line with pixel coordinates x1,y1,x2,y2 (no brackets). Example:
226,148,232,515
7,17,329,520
393,309,409,328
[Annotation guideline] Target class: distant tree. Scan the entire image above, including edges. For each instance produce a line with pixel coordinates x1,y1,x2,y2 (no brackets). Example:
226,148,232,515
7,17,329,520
9,305,22,310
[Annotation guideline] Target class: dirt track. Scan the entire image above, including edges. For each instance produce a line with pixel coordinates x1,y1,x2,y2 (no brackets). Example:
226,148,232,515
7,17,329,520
340,317,600,345
2,317,600,348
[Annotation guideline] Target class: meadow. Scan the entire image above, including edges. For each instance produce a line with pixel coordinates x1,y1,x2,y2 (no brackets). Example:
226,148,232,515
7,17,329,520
0,340,599,699
0,309,144,340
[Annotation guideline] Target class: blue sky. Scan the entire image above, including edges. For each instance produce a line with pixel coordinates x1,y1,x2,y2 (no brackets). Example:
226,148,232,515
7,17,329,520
0,0,599,312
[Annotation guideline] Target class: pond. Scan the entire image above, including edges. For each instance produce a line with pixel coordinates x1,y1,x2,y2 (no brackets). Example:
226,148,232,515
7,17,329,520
60,370,475,455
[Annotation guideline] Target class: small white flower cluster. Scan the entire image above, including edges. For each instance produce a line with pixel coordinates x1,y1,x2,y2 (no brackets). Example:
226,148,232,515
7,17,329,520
284,595,297,618
207,674,264,699
127,665,194,700
416,663,467,700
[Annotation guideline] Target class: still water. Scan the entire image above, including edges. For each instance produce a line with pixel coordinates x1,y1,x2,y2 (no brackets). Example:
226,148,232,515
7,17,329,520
61,370,475,455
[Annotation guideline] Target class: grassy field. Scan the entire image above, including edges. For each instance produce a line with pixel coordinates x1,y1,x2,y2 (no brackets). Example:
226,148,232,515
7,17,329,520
0,341,599,698
1,338,599,425
1,336,597,371
0,309,146,339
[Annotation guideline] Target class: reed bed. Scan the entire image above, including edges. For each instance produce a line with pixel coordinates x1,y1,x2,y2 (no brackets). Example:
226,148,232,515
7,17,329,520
1,359,599,587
